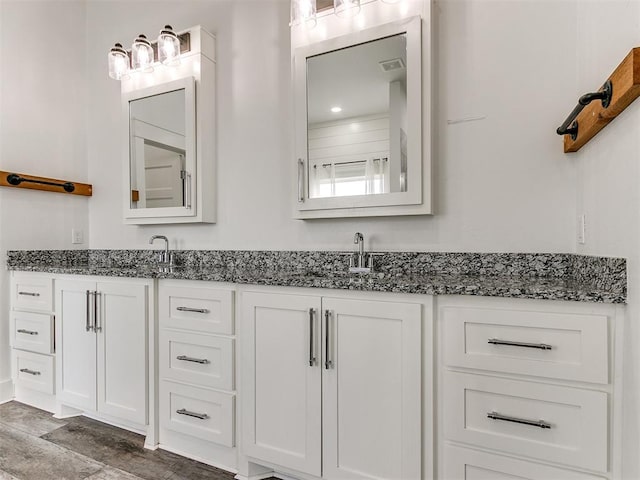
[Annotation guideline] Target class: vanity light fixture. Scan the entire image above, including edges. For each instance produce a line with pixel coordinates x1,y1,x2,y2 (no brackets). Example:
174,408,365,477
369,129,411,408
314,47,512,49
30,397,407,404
107,43,130,80
334,0,361,18
291,0,317,27
109,25,191,80
158,25,181,65
132,34,154,72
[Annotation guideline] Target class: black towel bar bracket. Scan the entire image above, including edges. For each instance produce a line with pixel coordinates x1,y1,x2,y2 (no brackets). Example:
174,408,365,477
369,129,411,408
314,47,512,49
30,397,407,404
556,80,613,140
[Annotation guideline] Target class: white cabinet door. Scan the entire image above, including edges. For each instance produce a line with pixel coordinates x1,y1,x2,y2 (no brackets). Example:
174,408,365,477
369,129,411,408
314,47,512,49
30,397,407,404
97,281,148,425
56,279,97,411
322,297,421,480
242,291,322,477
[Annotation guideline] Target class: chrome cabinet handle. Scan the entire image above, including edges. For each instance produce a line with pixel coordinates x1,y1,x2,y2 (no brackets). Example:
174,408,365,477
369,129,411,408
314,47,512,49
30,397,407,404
177,355,210,365
19,368,41,376
324,310,332,370
487,411,551,429
488,338,552,350
182,172,192,209
297,158,305,203
176,307,210,314
309,308,316,367
94,291,101,332
176,408,209,420
17,329,38,336
18,291,40,297
86,290,93,332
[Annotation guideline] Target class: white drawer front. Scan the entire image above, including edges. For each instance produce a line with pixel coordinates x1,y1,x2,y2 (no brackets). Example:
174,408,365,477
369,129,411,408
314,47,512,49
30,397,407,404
12,274,53,312
444,373,608,472
160,285,234,335
13,349,55,395
160,381,235,447
11,311,54,354
442,305,609,383
160,330,234,391
443,445,606,480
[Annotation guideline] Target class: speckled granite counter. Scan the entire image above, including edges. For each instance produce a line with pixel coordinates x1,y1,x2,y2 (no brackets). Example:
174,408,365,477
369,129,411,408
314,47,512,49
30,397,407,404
6,250,627,304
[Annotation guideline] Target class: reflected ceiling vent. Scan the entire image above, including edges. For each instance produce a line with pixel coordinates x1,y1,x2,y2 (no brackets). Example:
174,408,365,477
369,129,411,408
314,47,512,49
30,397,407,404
379,58,405,72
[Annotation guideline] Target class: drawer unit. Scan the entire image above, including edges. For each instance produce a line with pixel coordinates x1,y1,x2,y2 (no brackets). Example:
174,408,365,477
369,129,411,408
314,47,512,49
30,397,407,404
444,372,608,472
158,280,237,465
160,380,235,447
11,311,54,354
160,330,234,391
11,273,54,313
442,305,609,384
13,349,55,395
160,285,234,335
443,445,607,480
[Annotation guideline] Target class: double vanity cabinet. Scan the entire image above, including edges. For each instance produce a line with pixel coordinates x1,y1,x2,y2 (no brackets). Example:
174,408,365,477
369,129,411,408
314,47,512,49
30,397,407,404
8,269,624,480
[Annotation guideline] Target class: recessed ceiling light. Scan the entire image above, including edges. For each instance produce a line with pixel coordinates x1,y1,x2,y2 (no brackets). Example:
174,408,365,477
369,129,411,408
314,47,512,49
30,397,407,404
331,106,342,113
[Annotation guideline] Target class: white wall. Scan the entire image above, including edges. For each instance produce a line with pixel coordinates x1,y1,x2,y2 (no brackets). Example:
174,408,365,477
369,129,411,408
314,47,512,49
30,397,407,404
0,1,90,397
573,2,640,478
86,0,578,253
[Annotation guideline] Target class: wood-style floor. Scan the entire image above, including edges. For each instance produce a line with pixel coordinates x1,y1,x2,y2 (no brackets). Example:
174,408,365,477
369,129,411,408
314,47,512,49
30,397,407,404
0,401,239,480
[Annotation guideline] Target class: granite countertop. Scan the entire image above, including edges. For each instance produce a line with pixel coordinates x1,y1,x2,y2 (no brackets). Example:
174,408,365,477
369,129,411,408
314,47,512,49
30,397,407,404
7,250,627,304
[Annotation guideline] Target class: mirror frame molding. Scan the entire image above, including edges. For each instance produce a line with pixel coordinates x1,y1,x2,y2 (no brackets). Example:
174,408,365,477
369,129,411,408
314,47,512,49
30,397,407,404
294,15,430,219
122,77,196,221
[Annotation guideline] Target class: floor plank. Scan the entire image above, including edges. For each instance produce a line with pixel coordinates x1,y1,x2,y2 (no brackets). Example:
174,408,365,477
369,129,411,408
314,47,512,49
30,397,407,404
42,416,235,480
0,401,68,437
0,424,104,480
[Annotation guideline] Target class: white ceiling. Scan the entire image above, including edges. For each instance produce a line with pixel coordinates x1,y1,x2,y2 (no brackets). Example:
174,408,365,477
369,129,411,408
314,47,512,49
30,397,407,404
307,33,407,125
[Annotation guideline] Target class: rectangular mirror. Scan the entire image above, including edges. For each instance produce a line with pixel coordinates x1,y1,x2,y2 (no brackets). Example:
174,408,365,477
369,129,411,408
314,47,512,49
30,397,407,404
294,16,428,218
123,77,196,221
307,33,408,199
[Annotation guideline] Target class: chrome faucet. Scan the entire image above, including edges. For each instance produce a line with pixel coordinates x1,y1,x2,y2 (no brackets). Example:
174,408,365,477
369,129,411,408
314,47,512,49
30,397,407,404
149,235,174,266
353,232,366,269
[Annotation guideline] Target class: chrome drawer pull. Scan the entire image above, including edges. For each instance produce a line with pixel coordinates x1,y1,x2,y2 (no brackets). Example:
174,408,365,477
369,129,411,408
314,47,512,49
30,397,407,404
488,338,553,350
176,307,210,314
177,355,210,365
17,329,38,336
176,408,209,420
487,411,551,429
18,291,40,297
19,368,41,376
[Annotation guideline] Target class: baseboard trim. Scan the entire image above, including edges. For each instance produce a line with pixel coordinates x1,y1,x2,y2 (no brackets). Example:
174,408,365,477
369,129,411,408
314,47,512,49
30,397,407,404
0,378,14,403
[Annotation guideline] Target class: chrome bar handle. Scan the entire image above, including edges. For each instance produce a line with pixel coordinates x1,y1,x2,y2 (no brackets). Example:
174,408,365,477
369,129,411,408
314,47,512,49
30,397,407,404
487,411,551,429
309,308,316,366
17,329,38,336
176,307,210,314
94,291,101,332
86,290,92,332
488,338,552,350
176,408,209,420
297,158,305,203
185,172,192,209
18,291,40,297
19,368,41,376
324,310,332,369
177,355,210,365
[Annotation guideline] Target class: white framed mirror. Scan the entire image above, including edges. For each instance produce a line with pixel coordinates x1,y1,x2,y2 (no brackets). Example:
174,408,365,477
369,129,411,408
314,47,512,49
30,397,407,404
123,77,196,221
294,16,429,219
120,25,216,225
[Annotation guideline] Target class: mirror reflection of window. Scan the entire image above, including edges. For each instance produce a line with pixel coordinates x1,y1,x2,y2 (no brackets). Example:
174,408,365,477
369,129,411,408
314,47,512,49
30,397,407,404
306,33,407,199
129,89,187,209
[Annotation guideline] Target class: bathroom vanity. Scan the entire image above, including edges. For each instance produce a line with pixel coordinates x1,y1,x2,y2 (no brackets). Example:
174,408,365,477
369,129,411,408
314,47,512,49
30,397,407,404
6,249,626,480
